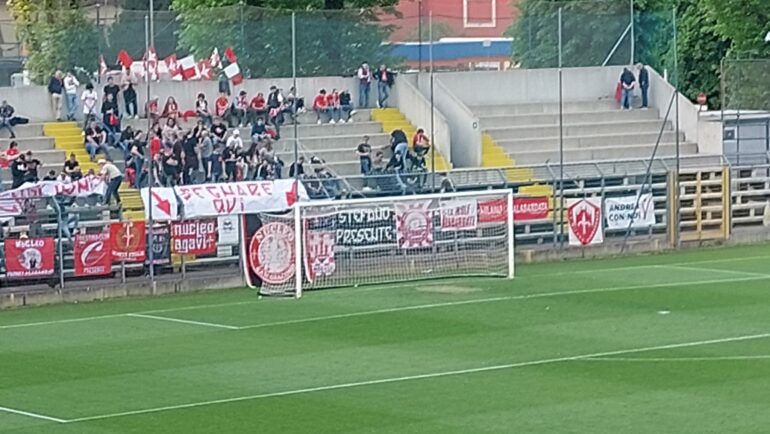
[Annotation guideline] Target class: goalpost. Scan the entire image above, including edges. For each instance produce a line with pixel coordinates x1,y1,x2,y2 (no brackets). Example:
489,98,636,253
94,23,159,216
242,189,515,297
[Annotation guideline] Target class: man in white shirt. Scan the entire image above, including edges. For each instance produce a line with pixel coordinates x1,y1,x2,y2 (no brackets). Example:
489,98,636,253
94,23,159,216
356,62,372,108
98,159,122,205
81,83,99,128
64,71,80,121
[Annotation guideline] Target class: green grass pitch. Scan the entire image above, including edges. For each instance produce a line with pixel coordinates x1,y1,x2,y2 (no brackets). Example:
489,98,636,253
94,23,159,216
3,244,770,433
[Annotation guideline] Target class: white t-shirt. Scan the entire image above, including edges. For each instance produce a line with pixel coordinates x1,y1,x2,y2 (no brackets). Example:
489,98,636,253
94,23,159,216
64,76,80,95
81,90,98,115
100,162,121,180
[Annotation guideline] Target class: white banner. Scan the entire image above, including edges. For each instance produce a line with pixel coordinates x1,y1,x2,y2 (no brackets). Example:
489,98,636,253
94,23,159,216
605,194,656,230
567,197,604,247
440,199,478,231
395,200,433,249
0,177,108,220
141,180,308,221
217,215,240,246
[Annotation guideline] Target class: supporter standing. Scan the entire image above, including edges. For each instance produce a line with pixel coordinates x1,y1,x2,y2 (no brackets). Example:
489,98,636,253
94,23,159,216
103,76,120,103
619,67,636,110
356,135,372,189
375,64,395,108
0,100,16,138
63,72,80,121
47,70,64,121
637,63,650,110
199,129,214,181
24,151,42,183
357,62,372,107
122,74,138,119
81,84,99,128
10,152,27,188
98,159,122,205
289,155,305,178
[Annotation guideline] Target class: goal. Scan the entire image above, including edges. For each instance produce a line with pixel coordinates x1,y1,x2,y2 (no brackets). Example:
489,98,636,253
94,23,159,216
241,189,515,297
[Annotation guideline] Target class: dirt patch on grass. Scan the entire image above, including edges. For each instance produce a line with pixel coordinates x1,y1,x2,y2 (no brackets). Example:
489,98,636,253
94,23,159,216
416,285,483,295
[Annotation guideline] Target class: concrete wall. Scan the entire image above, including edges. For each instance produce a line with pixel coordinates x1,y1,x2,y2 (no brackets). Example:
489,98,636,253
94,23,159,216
417,73,482,167
648,69,723,156
0,76,371,122
436,66,625,106
394,75,452,165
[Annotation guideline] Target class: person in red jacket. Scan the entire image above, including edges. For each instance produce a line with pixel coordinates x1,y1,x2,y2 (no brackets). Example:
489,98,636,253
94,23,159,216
313,89,331,124
326,89,341,124
215,92,231,125
249,92,267,125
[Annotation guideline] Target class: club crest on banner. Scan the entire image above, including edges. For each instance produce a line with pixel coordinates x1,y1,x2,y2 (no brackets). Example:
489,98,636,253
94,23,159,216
304,230,336,283
395,201,433,249
567,197,604,246
110,221,147,262
248,222,295,285
74,233,111,276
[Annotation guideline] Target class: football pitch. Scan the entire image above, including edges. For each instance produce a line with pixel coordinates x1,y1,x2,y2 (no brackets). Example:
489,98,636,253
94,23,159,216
3,244,770,433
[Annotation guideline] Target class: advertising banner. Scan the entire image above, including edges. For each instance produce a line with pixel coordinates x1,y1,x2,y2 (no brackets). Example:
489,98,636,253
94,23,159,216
110,221,147,262
217,215,240,246
171,220,217,255
150,225,171,265
440,199,478,231
4,237,55,278
567,197,604,246
73,233,112,277
478,196,549,224
605,194,656,230
395,200,433,249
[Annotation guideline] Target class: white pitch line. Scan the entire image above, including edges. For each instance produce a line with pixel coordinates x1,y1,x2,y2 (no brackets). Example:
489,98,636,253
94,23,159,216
237,274,770,330
657,264,770,278
62,331,770,424
126,313,240,330
0,405,67,424
581,355,770,362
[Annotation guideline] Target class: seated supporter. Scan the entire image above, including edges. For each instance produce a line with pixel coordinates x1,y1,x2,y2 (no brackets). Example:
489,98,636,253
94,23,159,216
232,90,249,127
84,120,111,162
211,119,228,145
146,96,160,123
250,117,270,142
162,96,179,121
339,89,354,123
162,118,181,144
249,92,268,124
313,89,331,124
42,169,57,182
101,93,121,144
195,93,213,126
412,128,431,158
63,153,82,181
267,86,285,127
327,89,341,124
215,92,230,124
10,152,27,188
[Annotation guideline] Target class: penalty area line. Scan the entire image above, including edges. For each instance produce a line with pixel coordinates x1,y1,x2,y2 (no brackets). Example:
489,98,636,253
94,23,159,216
0,405,68,424
62,332,770,424
126,313,240,330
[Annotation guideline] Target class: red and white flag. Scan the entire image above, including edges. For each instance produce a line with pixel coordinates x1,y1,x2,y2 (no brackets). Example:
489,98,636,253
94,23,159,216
98,55,108,77
130,61,146,80
179,55,199,81
198,59,213,80
210,48,222,69
117,50,133,69
144,47,159,81
224,62,243,85
224,47,237,64
163,54,181,81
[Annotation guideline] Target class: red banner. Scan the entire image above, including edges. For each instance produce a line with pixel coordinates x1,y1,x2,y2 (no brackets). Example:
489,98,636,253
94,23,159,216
171,220,217,255
478,197,549,224
4,237,55,278
110,221,146,262
304,230,336,283
73,233,112,277
245,220,296,286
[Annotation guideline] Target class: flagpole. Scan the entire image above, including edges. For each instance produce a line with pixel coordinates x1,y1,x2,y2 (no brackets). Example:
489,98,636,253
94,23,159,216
429,10,435,192
292,12,299,182
149,0,155,50
145,14,156,284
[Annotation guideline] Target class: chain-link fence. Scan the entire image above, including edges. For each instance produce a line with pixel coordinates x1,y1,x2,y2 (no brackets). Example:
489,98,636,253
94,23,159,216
722,58,770,112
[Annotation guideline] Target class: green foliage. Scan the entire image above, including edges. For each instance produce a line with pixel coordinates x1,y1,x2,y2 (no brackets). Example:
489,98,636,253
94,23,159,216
8,0,99,84
172,1,400,78
702,0,770,58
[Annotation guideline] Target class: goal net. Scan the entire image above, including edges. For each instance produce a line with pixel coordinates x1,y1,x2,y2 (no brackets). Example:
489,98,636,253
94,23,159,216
242,190,514,297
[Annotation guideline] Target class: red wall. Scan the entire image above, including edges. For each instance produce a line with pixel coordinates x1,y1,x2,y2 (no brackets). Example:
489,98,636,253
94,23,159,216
385,0,518,42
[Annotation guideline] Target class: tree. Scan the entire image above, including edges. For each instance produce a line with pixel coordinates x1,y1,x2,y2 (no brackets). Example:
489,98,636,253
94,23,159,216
171,0,401,78
702,0,770,58
8,0,99,84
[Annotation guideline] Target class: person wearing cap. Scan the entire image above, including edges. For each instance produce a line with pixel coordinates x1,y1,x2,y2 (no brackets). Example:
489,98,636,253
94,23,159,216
98,159,122,205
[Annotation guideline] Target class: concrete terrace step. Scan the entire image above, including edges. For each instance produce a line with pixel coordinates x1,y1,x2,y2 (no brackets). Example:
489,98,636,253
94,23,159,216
479,109,660,129
511,143,699,165
470,100,619,116
497,131,686,152
486,119,671,141
0,137,56,152
280,133,390,152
